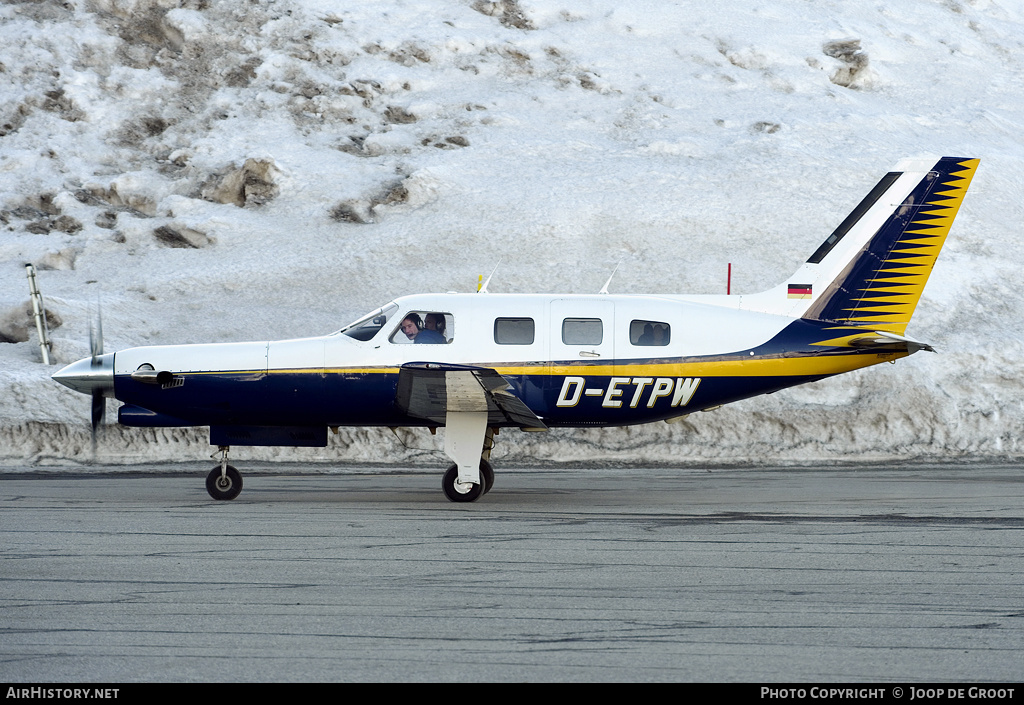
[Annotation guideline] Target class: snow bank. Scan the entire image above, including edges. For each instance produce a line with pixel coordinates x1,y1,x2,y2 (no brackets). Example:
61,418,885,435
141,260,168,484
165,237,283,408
2,0,1023,468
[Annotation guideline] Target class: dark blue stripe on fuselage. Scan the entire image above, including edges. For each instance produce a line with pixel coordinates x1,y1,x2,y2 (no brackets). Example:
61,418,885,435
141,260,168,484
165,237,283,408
113,367,827,429
110,320,891,432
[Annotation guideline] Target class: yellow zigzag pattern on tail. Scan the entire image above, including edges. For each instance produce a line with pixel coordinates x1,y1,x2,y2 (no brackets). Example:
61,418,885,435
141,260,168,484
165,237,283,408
839,158,979,335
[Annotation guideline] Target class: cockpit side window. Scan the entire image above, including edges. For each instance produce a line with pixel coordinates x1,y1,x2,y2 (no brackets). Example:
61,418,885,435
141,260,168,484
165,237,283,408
390,311,454,344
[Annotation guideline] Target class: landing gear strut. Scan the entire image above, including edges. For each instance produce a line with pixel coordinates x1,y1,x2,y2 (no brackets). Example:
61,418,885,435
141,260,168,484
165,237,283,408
206,446,242,500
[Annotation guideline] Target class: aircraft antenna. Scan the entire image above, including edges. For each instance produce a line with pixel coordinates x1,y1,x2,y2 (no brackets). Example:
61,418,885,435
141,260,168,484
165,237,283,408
478,262,500,293
599,262,621,295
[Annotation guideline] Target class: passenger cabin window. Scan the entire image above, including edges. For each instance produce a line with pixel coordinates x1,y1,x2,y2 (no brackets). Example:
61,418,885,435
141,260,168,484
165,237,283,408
494,318,535,345
630,320,670,346
390,311,453,344
562,318,603,345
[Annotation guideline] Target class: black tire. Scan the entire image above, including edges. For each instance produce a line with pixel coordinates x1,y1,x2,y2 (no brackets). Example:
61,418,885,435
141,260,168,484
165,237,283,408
206,465,243,501
442,464,484,503
480,459,495,494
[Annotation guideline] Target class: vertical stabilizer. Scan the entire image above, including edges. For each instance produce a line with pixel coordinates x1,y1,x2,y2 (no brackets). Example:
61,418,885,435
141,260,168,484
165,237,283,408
805,156,978,334
740,156,979,334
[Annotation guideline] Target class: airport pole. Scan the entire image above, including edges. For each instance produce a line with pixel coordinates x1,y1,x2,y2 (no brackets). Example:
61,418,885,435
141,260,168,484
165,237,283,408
25,263,51,365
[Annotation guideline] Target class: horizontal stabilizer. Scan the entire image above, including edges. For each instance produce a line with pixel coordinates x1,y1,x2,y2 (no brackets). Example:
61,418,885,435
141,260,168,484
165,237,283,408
809,327,935,354
846,330,935,354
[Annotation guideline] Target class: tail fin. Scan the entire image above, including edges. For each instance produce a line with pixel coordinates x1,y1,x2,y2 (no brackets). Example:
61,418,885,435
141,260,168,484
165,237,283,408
804,156,979,334
743,156,979,335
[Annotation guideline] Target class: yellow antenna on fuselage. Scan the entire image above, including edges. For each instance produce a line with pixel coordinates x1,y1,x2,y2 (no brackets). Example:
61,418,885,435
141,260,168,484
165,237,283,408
478,262,500,293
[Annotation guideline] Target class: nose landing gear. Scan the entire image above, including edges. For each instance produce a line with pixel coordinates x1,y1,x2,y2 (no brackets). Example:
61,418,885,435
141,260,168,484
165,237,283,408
206,446,242,500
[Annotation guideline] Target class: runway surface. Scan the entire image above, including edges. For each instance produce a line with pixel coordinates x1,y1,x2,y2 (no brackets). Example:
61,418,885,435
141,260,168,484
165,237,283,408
1,464,1022,682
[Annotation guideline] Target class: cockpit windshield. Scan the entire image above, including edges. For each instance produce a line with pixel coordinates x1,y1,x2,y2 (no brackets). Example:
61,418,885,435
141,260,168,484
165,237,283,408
336,302,399,341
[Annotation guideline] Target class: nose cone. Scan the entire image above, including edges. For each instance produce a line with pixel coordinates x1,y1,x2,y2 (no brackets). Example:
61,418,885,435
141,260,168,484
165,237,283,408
52,353,115,396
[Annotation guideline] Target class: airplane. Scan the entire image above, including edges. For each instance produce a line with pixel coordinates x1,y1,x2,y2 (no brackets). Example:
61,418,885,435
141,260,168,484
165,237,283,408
52,155,979,502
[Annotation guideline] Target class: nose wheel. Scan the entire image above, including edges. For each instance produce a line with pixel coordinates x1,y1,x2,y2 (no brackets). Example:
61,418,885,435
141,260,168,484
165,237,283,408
206,465,242,500
206,446,242,500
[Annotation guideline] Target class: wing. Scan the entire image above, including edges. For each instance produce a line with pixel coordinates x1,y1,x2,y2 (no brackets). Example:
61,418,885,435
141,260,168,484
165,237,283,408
395,363,548,430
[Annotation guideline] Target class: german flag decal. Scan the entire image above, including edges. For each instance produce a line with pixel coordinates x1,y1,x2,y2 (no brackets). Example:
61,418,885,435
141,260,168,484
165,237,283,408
788,283,812,299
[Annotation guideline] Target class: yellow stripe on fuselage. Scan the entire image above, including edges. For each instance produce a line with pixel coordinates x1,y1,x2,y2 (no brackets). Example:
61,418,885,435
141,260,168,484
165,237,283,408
319,353,903,378
508,352,904,378
178,352,904,379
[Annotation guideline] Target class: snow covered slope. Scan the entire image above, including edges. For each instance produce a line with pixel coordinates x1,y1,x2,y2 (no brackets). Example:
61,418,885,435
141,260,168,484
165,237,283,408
2,0,1023,467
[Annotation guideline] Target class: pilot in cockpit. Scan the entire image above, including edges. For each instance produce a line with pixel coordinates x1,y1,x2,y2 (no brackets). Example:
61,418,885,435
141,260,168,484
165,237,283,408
400,313,446,344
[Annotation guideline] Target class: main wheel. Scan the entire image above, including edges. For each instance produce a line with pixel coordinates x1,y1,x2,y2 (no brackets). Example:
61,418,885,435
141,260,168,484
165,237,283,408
480,459,495,494
206,465,243,501
442,464,484,503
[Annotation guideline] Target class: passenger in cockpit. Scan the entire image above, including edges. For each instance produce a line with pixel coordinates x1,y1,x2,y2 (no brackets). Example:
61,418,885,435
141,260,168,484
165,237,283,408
424,312,447,340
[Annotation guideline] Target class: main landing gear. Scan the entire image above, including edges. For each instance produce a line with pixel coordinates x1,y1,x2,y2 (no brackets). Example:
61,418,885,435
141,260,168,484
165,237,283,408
440,423,497,503
442,459,495,503
206,446,242,501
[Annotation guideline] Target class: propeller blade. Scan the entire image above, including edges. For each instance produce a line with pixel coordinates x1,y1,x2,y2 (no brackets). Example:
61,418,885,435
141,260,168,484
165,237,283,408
88,303,106,452
90,306,103,366
91,389,105,450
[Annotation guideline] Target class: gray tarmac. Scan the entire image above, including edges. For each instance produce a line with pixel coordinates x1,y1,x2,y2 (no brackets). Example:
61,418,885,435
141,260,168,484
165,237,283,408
1,463,1022,683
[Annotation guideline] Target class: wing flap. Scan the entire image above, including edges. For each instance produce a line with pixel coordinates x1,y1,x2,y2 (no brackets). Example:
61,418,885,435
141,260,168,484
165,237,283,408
395,363,548,429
